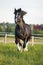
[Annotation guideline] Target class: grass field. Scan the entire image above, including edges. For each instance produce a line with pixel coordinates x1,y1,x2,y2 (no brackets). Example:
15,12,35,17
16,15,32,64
0,43,43,65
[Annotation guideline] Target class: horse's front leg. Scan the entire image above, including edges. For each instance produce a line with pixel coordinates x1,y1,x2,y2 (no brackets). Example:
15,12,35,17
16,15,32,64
23,39,28,51
15,38,22,52
17,43,23,52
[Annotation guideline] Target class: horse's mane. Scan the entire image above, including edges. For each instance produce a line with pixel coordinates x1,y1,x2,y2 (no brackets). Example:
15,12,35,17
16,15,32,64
22,18,25,24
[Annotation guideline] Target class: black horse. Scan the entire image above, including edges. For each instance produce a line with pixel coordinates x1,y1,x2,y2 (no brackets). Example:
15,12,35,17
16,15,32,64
14,8,31,52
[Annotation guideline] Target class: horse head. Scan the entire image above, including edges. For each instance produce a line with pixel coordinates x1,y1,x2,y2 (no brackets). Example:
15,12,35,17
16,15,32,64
14,8,27,24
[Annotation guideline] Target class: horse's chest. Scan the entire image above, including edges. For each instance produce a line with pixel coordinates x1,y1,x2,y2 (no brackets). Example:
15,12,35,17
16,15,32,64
20,28,29,36
20,28,25,35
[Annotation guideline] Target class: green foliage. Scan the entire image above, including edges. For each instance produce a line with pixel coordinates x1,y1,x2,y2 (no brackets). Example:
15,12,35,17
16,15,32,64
0,43,43,65
0,23,15,34
0,23,5,32
33,30,43,34
31,24,43,34
5,23,15,33
0,23,43,34
38,30,43,34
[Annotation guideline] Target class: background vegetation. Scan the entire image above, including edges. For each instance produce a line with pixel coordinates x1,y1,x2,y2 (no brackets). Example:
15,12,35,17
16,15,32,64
0,22,15,34
0,23,43,34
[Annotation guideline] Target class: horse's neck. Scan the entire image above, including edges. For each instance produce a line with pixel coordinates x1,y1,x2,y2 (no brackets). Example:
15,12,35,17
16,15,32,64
19,19,25,29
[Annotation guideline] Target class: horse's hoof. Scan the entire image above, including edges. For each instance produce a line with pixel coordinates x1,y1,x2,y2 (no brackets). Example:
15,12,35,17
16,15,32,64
17,49,22,53
24,48,28,51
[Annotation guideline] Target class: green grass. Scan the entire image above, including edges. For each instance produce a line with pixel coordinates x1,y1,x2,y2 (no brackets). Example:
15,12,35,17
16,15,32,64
0,43,43,65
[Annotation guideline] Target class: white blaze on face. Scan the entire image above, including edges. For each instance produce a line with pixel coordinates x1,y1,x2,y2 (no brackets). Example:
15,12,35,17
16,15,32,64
15,12,19,22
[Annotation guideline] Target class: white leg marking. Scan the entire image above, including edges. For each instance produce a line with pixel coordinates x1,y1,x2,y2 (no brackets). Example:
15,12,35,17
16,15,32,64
17,44,23,52
20,39,24,46
26,42,29,47
24,42,29,51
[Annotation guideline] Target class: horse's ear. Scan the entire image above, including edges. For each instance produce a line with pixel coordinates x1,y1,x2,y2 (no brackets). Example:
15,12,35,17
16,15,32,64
21,10,27,16
19,8,21,11
18,8,21,12
14,8,16,14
